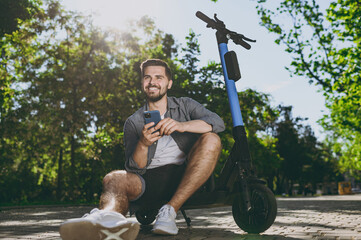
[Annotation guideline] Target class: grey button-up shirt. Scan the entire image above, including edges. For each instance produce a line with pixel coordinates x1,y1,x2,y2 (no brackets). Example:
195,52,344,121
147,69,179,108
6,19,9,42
123,96,225,175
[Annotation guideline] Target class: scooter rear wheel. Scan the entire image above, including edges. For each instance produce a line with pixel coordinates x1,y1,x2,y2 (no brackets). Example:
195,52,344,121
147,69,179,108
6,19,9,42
232,183,277,233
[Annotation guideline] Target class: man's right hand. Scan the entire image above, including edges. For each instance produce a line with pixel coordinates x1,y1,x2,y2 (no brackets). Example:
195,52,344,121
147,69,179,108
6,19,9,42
139,122,162,147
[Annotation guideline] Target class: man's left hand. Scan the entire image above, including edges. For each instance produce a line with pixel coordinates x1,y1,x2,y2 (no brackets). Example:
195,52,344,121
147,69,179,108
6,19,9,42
154,118,185,136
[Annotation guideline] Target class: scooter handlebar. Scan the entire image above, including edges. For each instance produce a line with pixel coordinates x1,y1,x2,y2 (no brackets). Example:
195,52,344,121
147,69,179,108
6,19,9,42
196,11,216,25
196,11,256,49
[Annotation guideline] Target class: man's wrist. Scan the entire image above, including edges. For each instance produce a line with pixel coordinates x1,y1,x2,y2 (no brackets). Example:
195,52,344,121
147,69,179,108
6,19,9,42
139,139,151,148
179,122,187,133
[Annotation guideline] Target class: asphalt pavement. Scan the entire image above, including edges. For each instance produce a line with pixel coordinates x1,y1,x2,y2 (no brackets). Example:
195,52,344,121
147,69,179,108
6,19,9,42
1,194,361,240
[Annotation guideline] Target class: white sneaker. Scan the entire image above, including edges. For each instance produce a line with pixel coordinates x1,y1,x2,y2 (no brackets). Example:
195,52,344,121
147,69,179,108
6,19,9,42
59,208,140,240
152,204,178,235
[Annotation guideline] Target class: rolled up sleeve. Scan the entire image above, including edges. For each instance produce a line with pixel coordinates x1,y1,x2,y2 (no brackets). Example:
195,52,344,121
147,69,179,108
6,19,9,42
123,118,146,174
184,97,225,133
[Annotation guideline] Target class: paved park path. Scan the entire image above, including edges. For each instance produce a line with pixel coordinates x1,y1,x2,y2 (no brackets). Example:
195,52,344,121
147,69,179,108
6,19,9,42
1,194,361,239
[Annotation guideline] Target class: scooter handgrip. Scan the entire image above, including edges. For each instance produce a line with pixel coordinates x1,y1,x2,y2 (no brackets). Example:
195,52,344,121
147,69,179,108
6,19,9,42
196,11,214,24
234,38,252,50
240,41,251,50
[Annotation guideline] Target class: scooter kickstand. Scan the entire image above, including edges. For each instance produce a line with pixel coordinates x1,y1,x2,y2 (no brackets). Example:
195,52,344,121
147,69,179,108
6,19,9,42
181,209,191,227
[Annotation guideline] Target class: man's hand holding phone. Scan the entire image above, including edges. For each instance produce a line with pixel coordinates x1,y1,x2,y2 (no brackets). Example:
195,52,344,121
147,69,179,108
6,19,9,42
140,118,185,147
140,122,162,147
141,110,185,146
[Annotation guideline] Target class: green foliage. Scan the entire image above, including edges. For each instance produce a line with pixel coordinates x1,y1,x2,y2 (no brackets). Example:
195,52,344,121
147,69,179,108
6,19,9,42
0,0,43,154
254,0,361,176
249,134,281,191
0,0,42,38
0,0,181,203
0,0,343,205
272,106,341,194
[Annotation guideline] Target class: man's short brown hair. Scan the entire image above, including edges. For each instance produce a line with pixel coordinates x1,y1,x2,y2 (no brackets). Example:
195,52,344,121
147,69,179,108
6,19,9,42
140,59,172,80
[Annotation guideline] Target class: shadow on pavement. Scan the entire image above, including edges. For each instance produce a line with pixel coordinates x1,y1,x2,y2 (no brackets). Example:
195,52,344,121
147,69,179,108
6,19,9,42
277,198,361,214
2,196,361,239
0,206,93,238
1,225,59,238
138,225,301,240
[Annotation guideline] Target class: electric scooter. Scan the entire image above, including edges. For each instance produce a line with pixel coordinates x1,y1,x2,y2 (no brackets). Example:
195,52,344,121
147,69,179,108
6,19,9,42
135,11,277,234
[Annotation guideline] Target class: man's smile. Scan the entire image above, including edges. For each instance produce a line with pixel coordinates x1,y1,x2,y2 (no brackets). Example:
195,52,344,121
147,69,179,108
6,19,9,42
147,86,160,92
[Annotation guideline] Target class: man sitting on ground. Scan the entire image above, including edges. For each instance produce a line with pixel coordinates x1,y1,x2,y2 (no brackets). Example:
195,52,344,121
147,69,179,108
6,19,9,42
59,59,225,240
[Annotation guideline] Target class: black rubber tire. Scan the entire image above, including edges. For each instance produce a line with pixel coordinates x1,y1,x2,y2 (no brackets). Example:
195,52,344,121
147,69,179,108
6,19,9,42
135,209,158,225
232,183,277,233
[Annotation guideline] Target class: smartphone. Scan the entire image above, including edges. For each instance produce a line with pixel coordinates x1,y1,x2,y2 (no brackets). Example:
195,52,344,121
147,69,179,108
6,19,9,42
144,110,161,130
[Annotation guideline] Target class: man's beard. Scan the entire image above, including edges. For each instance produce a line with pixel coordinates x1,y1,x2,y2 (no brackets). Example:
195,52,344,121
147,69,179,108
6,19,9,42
145,88,167,102
146,91,167,102
145,84,168,102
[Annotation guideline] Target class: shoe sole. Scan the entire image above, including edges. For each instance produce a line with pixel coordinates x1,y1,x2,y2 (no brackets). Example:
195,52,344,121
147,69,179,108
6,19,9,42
59,220,140,240
152,227,178,235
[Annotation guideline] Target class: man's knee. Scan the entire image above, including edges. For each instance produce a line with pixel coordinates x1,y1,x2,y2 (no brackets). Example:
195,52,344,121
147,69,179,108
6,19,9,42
103,170,127,186
103,170,142,190
198,132,222,151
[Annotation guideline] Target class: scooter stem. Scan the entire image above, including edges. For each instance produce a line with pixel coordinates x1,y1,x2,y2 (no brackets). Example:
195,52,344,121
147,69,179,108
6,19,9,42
218,42,244,127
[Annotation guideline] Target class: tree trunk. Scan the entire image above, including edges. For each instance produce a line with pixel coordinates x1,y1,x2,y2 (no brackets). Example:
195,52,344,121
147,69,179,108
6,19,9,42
267,176,274,192
276,173,285,195
57,148,63,200
70,135,76,199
